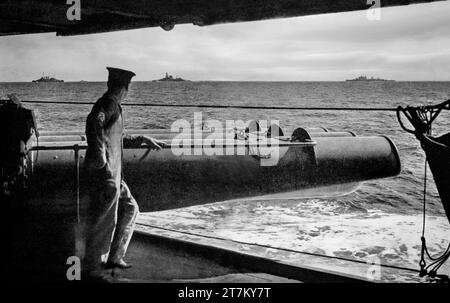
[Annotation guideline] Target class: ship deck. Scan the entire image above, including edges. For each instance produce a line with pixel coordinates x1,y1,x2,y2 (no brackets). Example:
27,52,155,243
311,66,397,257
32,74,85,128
2,201,297,283
2,200,422,283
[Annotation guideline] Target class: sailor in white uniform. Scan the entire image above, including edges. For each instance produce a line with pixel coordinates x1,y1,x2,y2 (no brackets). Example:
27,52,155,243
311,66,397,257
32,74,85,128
83,67,164,281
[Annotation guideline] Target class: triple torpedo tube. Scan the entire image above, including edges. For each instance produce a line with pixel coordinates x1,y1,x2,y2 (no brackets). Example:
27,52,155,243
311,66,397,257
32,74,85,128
26,123,401,213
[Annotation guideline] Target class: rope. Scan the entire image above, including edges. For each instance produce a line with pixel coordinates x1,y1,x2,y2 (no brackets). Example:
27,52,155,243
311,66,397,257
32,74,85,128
74,145,80,224
137,222,419,273
6,99,398,112
397,100,450,135
415,120,450,281
419,157,428,276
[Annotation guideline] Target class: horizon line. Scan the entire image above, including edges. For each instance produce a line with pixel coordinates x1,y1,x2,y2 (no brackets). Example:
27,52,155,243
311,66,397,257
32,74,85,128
1,80,450,83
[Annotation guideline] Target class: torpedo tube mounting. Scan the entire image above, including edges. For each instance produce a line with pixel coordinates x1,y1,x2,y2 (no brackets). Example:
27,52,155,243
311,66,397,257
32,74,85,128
26,125,401,213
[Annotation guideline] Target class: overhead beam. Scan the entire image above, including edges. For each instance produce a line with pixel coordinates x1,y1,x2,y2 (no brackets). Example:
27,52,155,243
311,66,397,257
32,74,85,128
0,0,446,36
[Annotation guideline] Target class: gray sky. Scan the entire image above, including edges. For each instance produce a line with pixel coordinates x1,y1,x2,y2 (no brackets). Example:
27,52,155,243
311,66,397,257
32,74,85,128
1,1,449,82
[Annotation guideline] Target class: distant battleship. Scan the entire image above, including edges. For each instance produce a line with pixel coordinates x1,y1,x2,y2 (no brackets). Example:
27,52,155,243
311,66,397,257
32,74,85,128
153,72,188,82
346,75,394,82
32,74,64,83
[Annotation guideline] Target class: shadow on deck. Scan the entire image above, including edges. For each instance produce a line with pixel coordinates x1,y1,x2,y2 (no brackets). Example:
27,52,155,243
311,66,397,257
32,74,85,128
1,199,297,283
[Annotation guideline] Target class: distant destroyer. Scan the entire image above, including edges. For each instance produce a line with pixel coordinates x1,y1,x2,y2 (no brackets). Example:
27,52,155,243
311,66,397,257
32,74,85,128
346,75,394,82
32,74,64,83
153,72,188,82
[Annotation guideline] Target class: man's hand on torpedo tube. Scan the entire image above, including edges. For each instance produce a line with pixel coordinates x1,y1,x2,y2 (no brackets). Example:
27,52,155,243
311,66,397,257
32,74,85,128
123,134,166,150
135,136,167,161
141,136,166,151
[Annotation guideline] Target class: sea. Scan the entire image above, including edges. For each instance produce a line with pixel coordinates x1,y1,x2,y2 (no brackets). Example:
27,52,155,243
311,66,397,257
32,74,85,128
1,81,449,279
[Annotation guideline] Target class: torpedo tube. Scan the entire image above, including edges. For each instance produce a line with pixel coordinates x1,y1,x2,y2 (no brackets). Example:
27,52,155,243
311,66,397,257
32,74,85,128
25,125,401,213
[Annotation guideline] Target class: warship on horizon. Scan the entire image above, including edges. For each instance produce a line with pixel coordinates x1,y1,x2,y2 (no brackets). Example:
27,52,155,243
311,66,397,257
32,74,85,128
346,75,395,82
32,74,64,83
153,72,188,82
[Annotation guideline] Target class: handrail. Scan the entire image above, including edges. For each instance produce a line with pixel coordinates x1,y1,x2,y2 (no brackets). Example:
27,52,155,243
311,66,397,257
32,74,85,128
3,99,449,112
1,99,399,111
29,140,317,151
